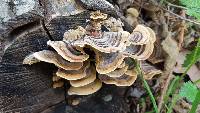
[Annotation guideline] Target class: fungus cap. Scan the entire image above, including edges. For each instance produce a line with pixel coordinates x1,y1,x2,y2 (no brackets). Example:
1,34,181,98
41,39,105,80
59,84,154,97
70,65,96,87
73,31,130,53
99,74,137,86
90,10,107,20
106,65,129,77
56,61,90,80
141,62,162,79
126,8,139,17
23,50,83,70
63,26,86,42
128,25,151,45
47,41,89,62
68,79,102,95
95,51,125,74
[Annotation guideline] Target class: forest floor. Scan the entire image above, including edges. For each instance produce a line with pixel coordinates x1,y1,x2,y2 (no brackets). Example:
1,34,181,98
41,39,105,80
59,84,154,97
57,0,200,113
1,0,200,113
110,0,200,113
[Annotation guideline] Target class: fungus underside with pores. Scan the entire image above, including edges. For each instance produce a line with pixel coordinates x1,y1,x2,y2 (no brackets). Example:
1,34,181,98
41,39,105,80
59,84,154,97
23,11,161,95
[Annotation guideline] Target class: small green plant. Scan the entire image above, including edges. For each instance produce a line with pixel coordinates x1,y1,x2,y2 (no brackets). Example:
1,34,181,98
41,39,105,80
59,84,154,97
166,38,200,113
135,61,159,113
181,38,200,79
135,38,200,112
179,81,200,113
183,39,200,68
189,91,200,113
179,81,198,102
180,0,200,20
149,1,200,112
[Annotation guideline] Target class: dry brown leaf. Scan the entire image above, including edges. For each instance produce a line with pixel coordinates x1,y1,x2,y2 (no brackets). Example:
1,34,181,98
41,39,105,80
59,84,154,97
161,32,179,72
173,51,200,87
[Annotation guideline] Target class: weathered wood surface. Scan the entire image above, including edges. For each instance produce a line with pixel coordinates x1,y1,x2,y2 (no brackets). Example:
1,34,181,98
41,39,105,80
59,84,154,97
0,23,65,112
45,11,90,41
0,0,131,113
42,86,129,113
0,0,42,61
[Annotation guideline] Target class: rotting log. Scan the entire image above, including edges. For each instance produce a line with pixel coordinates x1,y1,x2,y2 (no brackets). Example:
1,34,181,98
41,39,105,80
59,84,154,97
0,0,130,113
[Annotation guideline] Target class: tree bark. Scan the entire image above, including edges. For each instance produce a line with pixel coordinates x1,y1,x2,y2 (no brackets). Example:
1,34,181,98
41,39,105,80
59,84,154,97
0,0,131,113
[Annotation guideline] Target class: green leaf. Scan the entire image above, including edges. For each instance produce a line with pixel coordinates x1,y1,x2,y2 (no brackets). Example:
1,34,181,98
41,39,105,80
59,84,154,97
183,38,200,67
187,9,200,20
180,0,200,8
167,94,181,113
164,76,180,102
189,90,200,113
180,0,200,20
179,81,198,102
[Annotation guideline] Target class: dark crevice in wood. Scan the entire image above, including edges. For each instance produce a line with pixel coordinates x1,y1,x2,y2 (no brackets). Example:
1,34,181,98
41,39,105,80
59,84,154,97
41,20,54,41
38,0,43,7
2,20,41,53
37,0,54,41
38,0,47,17
40,100,66,113
38,0,67,104
8,20,40,42
64,81,68,104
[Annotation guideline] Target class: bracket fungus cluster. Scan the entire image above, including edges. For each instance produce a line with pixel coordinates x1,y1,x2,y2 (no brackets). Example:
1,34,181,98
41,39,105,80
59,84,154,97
23,11,161,95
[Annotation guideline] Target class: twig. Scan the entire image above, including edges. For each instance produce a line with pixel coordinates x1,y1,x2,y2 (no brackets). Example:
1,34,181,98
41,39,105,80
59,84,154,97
135,60,159,113
162,8,200,26
165,1,200,11
158,72,174,112
178,10,186,49
189,90,200,113
165,1,187,10
133,0,200,25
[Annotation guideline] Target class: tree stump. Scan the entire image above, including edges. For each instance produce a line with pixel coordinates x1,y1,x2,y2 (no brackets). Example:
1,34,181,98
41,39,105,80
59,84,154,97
0,0,131,113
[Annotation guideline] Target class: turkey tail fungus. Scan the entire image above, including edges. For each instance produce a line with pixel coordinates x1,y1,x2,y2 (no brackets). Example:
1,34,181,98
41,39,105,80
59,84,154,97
23,11,161,95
